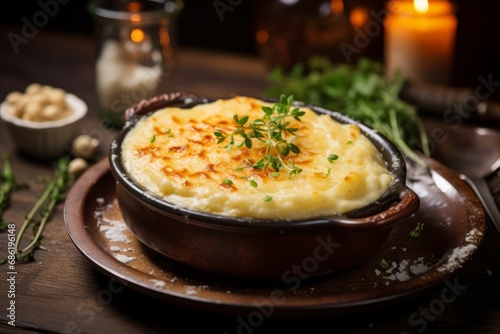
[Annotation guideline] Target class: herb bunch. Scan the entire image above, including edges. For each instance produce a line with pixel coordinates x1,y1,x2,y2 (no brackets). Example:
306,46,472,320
0,155,19,232
15,157,74,261
214,95,305,176
265,57,430,166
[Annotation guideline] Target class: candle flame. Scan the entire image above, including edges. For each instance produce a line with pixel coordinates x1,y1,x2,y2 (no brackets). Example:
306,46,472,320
130,29,145,43
350,7,369,28
330,0,344,15
414,0,429,13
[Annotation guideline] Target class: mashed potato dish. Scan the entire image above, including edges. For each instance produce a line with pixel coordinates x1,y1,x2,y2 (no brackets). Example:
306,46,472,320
122,96,393,219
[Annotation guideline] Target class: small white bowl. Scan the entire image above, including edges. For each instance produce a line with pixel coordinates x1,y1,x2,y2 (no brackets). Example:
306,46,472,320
0,93,88,159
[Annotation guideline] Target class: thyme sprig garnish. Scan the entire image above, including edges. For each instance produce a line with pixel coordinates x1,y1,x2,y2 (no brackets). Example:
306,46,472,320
15,157,74,261
0,155,20,232
214,95,305,176
409,222,424,238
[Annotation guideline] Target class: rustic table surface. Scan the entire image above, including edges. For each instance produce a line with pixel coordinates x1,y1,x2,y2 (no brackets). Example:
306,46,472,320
0,27,499,334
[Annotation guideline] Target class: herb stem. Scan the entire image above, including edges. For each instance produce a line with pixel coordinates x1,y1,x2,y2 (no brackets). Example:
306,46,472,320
15,181,55,256
0,155,16,227
15,158,72,260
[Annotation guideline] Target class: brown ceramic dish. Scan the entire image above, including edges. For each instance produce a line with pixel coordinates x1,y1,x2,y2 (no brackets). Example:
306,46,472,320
108,92,420,279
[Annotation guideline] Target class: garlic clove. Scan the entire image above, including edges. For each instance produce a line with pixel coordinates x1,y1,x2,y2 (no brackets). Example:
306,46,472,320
68,158,89,176
72,134,100,160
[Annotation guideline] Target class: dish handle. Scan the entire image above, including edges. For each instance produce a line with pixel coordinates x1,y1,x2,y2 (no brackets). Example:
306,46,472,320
333,183,420,229
124,92,203,121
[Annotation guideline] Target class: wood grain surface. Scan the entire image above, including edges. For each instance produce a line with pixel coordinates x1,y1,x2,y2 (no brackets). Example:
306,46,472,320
0,26,499,334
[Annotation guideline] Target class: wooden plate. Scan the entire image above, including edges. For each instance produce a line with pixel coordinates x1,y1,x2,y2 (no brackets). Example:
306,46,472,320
64,157,485,317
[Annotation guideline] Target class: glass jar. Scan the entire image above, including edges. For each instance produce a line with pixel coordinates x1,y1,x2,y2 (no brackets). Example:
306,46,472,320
89,0,183,128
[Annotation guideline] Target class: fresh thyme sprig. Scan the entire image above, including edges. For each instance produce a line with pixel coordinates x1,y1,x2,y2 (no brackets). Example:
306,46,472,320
15,157,74,261
0,155,19,232
214,95,305,176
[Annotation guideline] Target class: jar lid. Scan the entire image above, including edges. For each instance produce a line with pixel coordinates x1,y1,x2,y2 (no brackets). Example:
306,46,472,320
88,0,184,22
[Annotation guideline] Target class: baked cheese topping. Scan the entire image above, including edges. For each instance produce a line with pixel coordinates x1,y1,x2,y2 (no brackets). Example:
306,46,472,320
122,96,393,219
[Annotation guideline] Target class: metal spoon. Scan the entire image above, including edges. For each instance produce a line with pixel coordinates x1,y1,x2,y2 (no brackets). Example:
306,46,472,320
425,119,500,231
459,157,500,231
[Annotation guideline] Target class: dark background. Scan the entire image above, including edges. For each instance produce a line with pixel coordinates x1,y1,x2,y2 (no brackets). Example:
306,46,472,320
1,0,500,100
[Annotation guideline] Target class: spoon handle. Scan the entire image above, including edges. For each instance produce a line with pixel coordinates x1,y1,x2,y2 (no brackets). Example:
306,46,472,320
463,175,500,232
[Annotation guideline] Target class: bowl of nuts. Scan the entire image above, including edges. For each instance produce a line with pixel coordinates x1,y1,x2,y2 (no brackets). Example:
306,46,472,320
0,83,87,159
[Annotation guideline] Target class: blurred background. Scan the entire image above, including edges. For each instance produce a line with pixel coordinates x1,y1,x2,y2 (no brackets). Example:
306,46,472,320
1,0,499,100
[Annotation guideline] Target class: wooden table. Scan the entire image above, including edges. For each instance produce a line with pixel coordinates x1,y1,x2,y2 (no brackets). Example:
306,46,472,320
1,27,500,334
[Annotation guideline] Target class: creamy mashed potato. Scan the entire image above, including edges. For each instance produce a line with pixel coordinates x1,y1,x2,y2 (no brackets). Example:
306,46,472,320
122,96,393,219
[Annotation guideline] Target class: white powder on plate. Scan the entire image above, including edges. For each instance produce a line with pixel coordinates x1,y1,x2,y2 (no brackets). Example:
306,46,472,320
437,244,477,273
109,245,121,252
465,228,482,243
151,279,166,288
114,253,136,264
380,257,430,282
99,218,131,243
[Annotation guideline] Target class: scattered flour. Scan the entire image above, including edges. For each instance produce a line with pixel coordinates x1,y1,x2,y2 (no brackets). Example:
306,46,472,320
437,244,478,273
109,245,121,252
465,228,482,243
377,257,430,283
114,253,136,264
99,218,131,243
151,279,166,288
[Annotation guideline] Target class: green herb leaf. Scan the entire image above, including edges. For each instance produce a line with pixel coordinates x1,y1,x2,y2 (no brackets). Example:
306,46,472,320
327,154,339,163
238,115,249,126
326,168,331,177
250,180,258,188
150,135,156,143
264,195,273,202
289,143,300,154
222,179,233,185
0,155,20,228
409,222,424,238
379,259,389,269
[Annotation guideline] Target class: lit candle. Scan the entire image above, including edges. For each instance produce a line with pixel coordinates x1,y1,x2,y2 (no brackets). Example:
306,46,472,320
384,0,457,84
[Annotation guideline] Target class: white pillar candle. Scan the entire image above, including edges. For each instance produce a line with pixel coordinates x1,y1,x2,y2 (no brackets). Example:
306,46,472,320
384,0,457,85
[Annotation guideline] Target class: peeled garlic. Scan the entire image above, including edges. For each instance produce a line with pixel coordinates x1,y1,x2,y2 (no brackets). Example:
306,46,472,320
68,158,88,176
4,84,72,122
72,134,100,160
25,83,42,95
41,105,64,120
6,91,22,104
